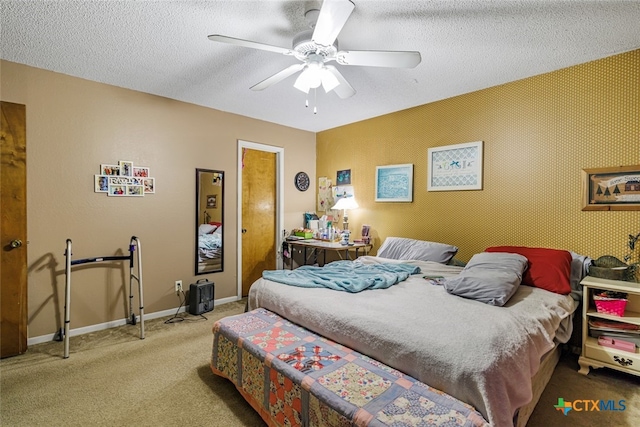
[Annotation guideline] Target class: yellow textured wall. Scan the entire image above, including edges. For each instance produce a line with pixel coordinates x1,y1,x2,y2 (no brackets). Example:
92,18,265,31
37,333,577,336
317,50,639,263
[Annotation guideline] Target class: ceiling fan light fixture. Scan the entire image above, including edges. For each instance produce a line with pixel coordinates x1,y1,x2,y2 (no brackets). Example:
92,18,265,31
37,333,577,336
294,68,313,93
294,63,324,93
209,0,417,100
320,67,340,92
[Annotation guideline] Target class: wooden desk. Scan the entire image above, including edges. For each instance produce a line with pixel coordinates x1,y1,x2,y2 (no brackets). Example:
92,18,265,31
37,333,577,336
287,240,371,269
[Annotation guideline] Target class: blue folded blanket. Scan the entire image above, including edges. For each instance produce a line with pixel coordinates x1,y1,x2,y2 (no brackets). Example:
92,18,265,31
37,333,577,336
262,261,421,292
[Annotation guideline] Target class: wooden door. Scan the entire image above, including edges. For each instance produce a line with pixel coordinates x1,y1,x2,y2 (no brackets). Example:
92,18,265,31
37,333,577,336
241,148,276,296
1,101,28,358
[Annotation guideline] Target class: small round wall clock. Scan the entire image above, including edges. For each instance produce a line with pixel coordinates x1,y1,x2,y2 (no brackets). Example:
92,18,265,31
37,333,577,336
294,171,310,191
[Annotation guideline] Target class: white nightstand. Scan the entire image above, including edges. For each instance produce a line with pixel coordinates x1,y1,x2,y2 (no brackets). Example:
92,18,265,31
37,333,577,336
578,276,640,376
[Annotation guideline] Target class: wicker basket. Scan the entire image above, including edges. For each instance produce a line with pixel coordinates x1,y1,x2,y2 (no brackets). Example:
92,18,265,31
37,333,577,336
593,295,627,317
590,256,638,282
589,266,628,281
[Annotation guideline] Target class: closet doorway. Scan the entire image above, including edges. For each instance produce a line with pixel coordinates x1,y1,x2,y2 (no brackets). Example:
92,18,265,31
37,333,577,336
238,140,284,297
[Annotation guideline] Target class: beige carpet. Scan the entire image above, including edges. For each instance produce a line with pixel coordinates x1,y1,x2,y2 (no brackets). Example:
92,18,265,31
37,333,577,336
1,299,638,427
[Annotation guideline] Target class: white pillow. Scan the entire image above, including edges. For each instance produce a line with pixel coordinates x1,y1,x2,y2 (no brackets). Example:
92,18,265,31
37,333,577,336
199,223,218,235
377,237,458,264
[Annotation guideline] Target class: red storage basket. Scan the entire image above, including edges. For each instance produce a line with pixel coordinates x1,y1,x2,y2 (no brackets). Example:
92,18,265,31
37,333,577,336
593,295,627,317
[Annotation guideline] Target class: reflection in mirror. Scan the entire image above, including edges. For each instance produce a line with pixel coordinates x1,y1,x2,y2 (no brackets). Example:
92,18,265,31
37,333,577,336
196,169,224,274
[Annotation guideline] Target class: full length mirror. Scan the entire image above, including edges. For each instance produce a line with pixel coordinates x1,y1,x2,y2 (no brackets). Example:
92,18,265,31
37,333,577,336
196,169,224,274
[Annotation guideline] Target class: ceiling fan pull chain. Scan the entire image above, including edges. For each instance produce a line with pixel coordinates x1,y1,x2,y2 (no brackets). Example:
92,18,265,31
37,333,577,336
314,89,318,114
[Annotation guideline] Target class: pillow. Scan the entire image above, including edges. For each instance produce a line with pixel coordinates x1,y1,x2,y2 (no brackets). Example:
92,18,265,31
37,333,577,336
485,246,572,294
377,237,458,264
442,252,528,306
569,251,593,301
199,223,218,235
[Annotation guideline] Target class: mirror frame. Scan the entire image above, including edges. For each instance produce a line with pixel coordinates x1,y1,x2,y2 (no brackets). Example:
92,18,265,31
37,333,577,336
195,168,224,275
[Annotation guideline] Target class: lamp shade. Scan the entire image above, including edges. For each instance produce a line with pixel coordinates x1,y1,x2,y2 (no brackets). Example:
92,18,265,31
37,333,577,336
331,197,359,211
294,63,340,94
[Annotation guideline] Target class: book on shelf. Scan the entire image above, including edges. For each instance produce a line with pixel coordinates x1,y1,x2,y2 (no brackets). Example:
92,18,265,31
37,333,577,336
596,336,637,352
588,319,640,334
590,330,640,347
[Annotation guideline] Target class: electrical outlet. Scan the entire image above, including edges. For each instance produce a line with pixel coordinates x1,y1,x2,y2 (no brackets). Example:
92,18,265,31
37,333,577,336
175,280,183,294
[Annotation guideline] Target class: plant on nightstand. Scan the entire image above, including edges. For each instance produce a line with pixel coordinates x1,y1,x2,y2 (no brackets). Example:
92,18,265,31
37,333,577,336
624,231,640,282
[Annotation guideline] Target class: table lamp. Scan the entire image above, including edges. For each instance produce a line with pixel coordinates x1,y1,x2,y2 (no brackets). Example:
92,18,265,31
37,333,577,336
331,196,359,230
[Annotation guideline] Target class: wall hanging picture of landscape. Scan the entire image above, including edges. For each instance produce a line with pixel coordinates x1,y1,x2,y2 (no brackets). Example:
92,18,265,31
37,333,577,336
582,165,640,211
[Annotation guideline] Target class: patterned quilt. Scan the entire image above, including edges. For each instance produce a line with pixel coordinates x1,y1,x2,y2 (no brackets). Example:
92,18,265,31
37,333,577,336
211,308,489,427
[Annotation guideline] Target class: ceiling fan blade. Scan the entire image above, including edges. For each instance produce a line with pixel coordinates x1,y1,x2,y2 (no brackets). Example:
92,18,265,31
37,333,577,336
208,34,293,55
250,63,305,91
337,50,421,68
312,0,355,47
325,65,355,99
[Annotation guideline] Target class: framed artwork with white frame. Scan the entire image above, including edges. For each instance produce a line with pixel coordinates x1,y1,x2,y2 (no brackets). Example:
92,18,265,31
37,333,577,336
133,166,150,177
143,178,155,194
98,160,155,197
94,175,109,192
100,164,120,176
375,163,413,202
119,160,134,177
428,141,483,191
108,185,127,196
127,185,144,197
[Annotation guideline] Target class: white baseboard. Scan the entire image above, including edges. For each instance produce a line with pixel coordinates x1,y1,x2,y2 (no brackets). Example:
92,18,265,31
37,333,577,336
27,295,241,346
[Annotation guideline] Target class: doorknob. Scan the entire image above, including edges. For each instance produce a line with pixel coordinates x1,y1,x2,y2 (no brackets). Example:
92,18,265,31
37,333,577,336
241,228,247,234
10,239,23,248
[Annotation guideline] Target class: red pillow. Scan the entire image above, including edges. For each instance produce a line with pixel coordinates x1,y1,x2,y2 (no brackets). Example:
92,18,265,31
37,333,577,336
485,246,572,294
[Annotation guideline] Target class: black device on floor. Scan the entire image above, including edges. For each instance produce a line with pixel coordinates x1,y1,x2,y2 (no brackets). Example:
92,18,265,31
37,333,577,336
189,279,214,315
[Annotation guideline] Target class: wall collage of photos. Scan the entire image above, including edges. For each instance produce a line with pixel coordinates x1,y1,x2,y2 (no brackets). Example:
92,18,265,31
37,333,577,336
94,160,155,197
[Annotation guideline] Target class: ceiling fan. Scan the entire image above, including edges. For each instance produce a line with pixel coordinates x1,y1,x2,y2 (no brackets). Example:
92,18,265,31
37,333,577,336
208,0,421,99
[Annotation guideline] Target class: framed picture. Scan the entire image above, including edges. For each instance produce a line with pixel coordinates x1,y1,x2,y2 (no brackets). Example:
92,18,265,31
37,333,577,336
427,141,483,191
207,194,217,208
582,165,640,211
100,164,120,176
119,160,134,177
94,175,109,192
337,169,351,185
108,185,127,196
127,185,144,197
133,166,150,177
143,178,155,194
97,161,154,197
375,164,413,202
334,185,354,199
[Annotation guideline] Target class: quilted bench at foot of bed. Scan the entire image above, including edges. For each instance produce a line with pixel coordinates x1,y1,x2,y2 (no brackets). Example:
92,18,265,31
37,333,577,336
211,308,489,427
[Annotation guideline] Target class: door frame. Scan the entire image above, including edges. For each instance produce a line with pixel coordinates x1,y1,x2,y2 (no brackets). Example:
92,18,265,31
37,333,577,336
237,140,284,298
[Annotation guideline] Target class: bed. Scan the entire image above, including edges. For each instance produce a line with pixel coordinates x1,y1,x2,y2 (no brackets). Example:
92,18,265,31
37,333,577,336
214,237,589,426
198,222,222,272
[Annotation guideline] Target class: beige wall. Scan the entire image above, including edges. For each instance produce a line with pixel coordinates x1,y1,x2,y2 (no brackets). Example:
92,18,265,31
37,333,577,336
1,60,316,338
317,50,639,263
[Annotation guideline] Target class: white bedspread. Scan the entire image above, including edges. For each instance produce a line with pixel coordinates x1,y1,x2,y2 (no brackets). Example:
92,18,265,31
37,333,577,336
248,256,576,427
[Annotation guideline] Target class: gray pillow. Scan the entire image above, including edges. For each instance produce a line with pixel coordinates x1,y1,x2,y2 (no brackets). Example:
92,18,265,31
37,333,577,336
377,237,458,264
569,251,593,301
443,252,528,306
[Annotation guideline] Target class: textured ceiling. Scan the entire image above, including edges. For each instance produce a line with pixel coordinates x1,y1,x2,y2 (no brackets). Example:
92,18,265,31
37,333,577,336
1,0,640,133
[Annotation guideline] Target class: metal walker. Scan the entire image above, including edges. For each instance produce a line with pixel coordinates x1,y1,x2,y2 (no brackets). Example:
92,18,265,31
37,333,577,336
62,236,145,358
